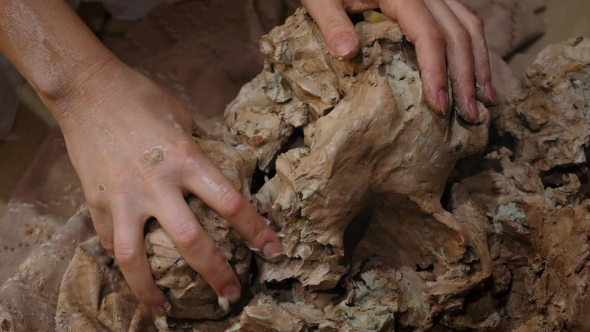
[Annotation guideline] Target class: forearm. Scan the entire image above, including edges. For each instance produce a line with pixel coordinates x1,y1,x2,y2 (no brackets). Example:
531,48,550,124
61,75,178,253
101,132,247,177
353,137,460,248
0,0,118,120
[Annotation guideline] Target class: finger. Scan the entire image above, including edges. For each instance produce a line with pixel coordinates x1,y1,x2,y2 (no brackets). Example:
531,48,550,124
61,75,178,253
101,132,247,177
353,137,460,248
183,156,282,259
423,0,478,123
112,204,170,316
378,0,450,115
85,186,114,253
302,0,360,59
155,192,242,306
88,205,114,253
444,0,494,103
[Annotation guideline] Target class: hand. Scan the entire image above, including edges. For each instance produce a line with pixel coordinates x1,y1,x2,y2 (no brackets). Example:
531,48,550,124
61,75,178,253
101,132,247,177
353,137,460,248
301,0,494,123
55,59,282,315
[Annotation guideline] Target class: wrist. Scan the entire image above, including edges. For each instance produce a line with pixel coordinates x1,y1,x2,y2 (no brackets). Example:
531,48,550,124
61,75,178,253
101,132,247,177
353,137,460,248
47,55,128,135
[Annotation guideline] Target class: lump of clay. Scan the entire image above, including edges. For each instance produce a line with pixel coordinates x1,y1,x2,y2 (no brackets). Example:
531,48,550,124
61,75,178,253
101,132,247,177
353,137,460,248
225,8,492,330
145,139,257,319
236,8,490,289
448,36,590,331
497,36,590,172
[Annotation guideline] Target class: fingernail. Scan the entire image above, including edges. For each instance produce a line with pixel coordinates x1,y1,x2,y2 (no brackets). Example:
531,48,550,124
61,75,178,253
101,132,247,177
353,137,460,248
221,284,241,303
332,35,356,58
484,81,495,103
469,97,479,122
438,88,449,114
263,241,282,257
218,284,240,311
151,305,167,316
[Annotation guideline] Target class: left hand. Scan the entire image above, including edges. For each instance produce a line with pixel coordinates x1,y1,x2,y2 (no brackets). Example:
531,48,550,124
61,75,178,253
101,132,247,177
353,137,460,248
301,0,494,124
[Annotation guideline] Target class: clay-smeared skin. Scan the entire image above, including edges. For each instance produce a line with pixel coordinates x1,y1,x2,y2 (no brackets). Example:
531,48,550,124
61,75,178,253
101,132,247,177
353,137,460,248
145,139,256,319
143,146,167,165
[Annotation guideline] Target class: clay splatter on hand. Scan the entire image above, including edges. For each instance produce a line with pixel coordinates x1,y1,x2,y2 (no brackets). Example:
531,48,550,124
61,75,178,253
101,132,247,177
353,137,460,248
143,146,166,165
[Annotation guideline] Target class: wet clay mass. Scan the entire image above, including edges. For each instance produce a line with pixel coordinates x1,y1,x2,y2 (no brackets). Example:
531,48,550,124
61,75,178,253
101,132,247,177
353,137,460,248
163,8,492,329
224,9,492,330
17,8,590,332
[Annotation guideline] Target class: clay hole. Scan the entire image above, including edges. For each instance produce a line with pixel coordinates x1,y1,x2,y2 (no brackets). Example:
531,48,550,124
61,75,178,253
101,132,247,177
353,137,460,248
486,123,517,157
460,246,478,264
440,180,453,211
250,167,272,195
540,160,590,199
395,315,415,332
342,209,373,264
348,13,365,24
250,254,297,303
415,263,434,273
495,271,514,309
251,128,305,195
1,319,12,331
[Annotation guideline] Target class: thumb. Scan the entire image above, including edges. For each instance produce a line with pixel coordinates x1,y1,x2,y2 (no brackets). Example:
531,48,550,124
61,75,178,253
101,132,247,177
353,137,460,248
302,0,360,60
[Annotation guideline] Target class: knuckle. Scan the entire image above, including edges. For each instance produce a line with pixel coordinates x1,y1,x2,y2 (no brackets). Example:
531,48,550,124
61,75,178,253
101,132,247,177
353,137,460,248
172,223,204,250
133,286,160,304
321,14,353,36
249,227,271,249
322,12,343,26
218,189,246,219
114,243,142,265
133,288,160,306
100,238,114,253
179,148,204,178
453,28,472,46
344,2,378,13
85,190,104,211
134,291,153,304
470,15,484,33
241,220,271,248
422,24,445,45
175,141,195,163
205,262,234,286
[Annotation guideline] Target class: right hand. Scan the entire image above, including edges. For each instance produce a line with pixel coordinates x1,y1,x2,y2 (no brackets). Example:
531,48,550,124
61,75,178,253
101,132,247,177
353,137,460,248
302,0,495,123
54,58,282,315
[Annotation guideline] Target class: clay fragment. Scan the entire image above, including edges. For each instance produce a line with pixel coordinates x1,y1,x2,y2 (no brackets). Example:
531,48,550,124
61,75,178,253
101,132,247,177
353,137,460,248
143,146,166,165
